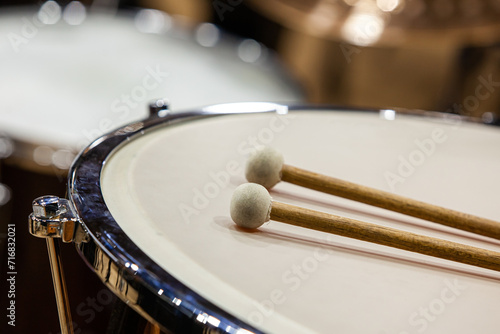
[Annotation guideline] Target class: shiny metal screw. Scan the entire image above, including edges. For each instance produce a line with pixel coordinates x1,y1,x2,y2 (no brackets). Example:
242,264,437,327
149,98,170,117
33,195,62,218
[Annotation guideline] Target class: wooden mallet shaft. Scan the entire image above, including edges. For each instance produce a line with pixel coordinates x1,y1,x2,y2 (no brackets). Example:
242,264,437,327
271,201,500,272
281,165,500,240
230,183,500,273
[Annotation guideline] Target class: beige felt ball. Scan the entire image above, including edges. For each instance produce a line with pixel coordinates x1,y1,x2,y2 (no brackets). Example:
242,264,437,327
245,146,284,189
230,183,272,229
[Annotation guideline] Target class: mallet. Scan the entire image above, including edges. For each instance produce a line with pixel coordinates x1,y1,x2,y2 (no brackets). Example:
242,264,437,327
230,183,500,272
245,146,500,240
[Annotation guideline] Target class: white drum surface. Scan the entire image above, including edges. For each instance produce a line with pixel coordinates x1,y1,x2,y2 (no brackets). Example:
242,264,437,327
101,111,500,333
0,10,299,151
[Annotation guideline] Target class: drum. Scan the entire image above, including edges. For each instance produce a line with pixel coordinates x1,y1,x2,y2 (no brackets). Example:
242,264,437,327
0,6,301,333
0,6,301,174
39,102,500,333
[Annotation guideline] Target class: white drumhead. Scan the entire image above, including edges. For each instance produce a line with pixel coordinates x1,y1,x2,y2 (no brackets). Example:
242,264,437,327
0,9,299,150
102,110,500,333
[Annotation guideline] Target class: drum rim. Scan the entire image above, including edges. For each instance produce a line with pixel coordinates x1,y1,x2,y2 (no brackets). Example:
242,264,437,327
67,103,491,333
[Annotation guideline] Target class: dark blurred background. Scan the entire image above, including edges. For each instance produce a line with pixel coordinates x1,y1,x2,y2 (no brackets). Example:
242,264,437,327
0,0,499,333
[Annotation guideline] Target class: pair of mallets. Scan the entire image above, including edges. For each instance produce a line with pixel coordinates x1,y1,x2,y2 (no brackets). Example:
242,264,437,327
230,147,500,272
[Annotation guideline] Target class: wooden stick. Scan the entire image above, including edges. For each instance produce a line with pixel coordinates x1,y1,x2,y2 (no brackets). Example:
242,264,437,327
271,201,500,272
281,164,500,240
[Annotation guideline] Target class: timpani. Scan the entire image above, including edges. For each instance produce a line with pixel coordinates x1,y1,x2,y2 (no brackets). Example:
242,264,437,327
32,102,500,333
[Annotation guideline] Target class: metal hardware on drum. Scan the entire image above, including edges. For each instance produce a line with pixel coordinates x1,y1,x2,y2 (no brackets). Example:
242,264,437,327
46,238,73,334
32,197,71,241
149,98,171,118
30,196,89,244
28,196,88,334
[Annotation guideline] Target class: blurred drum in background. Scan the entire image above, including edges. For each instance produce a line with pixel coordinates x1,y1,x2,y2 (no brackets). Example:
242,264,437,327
0,3,301,333
0,3,301,176
213,0,500,122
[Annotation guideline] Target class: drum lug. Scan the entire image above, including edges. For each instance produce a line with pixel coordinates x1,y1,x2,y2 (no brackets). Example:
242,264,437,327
29,196,88,244
149,98,170,118
29,195,77,334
